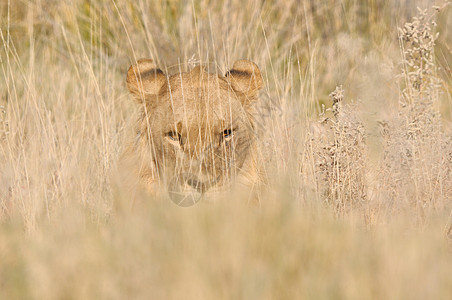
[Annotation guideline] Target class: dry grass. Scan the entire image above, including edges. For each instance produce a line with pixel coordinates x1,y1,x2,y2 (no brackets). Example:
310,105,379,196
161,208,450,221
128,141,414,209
1,0,452,298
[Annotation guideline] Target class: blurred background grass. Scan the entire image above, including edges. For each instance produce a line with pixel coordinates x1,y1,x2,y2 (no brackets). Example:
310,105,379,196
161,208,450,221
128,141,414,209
1,0,452,299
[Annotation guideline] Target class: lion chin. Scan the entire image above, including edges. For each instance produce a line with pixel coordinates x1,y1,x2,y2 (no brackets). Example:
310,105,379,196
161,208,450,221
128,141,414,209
121,58,264,206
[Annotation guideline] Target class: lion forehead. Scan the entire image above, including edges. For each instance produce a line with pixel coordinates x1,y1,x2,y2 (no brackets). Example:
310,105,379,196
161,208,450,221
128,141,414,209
158,87,242,124
163,106,237,135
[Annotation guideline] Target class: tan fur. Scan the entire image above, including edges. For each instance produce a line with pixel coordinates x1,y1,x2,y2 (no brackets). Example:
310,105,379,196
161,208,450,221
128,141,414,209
122,59,264,203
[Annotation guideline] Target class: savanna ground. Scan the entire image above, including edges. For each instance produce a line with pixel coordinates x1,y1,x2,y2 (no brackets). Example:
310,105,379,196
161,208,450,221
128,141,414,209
1,0,452,299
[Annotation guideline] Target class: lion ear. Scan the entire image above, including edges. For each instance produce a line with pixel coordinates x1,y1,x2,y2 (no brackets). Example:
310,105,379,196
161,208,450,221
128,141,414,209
126,59,167,103
225,60,263,103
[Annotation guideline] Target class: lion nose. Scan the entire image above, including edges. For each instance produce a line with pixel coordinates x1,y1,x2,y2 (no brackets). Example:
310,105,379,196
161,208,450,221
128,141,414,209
187,147,210,168
189,157,202,167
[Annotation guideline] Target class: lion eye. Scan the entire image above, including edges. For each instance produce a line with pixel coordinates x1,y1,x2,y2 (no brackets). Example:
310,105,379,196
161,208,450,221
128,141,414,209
166,131,182,143
222,129,233,140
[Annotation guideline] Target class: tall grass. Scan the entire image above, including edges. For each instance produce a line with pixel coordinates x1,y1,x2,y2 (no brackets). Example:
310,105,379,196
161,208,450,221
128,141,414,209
1,0,452,298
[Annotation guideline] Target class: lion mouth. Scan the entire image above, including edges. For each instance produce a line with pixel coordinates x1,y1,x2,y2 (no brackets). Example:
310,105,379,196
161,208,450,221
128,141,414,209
167,173,221,207
184,174,219,193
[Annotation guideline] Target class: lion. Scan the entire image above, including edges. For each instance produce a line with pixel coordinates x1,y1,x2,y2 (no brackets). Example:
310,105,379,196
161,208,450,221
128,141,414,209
122,58,264,206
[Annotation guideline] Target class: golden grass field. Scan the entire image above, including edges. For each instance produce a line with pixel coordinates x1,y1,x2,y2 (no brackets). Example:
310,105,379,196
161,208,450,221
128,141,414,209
1,0,452,298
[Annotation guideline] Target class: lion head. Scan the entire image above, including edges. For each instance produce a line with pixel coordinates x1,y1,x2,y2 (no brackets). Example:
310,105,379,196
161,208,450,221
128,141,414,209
125,59,263,205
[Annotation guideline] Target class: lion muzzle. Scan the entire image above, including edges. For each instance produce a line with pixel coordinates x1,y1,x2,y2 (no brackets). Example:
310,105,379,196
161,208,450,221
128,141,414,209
168,173,220,207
